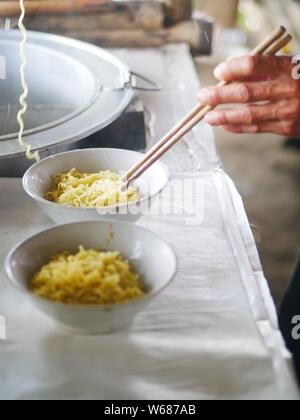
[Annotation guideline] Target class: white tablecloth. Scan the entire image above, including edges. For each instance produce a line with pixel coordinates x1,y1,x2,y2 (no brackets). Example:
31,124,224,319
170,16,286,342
0,173,298,400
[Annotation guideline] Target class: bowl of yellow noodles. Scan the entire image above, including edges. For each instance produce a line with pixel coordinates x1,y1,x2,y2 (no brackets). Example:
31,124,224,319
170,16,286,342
22,148,169,224
5,220,177,335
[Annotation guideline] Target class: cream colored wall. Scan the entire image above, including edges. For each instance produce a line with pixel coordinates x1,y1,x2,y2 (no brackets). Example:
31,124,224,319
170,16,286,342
197,0,239,27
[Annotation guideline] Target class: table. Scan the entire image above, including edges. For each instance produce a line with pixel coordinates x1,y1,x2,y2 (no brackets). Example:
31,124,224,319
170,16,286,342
0,45,298,400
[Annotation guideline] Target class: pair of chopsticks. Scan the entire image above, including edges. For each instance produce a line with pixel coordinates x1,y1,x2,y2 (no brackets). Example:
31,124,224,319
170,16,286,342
123,26,292,188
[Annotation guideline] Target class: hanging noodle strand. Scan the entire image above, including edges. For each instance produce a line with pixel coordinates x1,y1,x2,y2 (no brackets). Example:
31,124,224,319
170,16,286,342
17,0,40,161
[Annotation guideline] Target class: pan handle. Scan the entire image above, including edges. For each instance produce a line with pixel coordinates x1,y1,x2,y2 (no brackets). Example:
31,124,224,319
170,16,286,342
103,70,162,92
129,71,162,92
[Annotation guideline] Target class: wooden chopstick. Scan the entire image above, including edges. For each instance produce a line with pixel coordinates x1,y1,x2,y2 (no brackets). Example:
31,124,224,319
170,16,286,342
250,25,287,55
122,26,287,185
127,29,292,186
123,26,292,187
265,33,292,55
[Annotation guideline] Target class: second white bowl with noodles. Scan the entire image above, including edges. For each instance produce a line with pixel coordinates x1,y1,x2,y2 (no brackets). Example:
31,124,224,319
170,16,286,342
22,148,169,224
5,220,177,335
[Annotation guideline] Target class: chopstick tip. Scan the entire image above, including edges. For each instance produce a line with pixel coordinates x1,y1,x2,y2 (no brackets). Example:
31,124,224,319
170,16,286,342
120,182,129,192
279,25,287,34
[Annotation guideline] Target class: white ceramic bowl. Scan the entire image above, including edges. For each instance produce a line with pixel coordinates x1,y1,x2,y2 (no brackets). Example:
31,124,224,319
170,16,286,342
5,221,177,335
23,148,169,224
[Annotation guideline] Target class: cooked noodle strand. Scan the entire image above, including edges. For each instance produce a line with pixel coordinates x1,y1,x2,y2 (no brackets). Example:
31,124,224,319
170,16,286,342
17,0,40,161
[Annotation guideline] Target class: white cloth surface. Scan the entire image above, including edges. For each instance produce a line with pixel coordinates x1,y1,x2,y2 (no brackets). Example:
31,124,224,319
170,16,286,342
0,173,298,400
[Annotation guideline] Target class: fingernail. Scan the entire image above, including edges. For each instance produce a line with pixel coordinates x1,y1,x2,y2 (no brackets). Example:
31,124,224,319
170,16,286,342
205,112,220,124
214,63,226,80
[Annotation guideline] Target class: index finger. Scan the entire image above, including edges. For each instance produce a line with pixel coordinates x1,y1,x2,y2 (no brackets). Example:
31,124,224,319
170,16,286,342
214,55,292,83
198,80,293,107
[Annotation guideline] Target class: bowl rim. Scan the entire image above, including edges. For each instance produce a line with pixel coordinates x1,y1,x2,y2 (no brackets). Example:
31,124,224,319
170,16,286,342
22,148,170,213
5,220,178,311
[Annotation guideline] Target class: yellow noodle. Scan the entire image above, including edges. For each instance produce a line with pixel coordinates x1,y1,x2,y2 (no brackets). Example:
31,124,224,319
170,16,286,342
31,246,145,305
17,0,40,161
45,168,140,208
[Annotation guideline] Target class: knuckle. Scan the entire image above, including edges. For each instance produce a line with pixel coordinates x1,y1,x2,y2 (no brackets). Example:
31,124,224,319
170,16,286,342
237,84,252,103
245,55,259,75
242,107,254,124
219,112,228,125
214,89,222,104
208,89,219,106
265,82,273,99
273,105,282,121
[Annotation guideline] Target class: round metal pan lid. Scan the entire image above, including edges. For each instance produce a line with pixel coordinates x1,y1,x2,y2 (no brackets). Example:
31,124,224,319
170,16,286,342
0,30,134,160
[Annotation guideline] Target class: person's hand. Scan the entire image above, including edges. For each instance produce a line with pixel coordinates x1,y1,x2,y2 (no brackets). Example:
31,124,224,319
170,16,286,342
198,55,300,136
